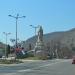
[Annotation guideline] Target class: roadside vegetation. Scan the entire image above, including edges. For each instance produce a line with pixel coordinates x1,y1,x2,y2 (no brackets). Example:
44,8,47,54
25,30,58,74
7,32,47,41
0,59,22,64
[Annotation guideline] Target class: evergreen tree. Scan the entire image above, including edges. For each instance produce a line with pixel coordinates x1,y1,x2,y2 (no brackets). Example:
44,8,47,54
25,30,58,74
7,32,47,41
6,44,10,57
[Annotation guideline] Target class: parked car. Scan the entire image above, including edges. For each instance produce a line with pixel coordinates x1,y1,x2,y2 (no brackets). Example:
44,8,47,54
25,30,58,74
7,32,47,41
2,56,6,59
72,56,75,64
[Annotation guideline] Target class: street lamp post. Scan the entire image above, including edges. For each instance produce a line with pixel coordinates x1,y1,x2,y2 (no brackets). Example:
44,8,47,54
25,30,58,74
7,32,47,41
30,25,39,36
3,32,11,58
8,14,26,55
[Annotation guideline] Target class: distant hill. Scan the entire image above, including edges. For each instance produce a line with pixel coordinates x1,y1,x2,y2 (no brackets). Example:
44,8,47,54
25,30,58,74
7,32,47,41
21,28,75,58
22,28,75,49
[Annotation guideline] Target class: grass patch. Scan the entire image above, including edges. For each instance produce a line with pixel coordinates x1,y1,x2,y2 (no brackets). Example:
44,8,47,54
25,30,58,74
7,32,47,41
23,56,48,60
24,57,40,60
0,59,23,64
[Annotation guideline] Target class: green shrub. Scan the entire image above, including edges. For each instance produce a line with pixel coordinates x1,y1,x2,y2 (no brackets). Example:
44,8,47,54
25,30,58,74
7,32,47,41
0,59,22,64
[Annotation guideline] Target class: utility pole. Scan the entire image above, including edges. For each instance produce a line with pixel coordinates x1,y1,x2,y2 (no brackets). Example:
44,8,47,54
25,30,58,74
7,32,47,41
8,14,26,58
3,32,11,58
30,25,39,36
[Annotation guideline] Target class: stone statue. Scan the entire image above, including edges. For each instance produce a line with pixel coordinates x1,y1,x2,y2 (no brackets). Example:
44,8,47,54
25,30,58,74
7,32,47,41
37,26,43,42
34,25,47,59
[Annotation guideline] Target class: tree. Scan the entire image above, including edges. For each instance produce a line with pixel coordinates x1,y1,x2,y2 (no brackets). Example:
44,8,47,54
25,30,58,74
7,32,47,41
6,44,10,57
28,43,32,50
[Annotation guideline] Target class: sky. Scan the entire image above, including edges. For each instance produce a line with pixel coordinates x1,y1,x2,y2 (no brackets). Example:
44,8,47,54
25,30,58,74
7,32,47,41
0,0,75,45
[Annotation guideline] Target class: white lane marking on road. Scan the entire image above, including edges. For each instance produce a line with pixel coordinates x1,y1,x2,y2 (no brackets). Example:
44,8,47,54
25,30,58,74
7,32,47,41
3,73,16,75
17,59,71,73
37,59,70,68
18,69,34,72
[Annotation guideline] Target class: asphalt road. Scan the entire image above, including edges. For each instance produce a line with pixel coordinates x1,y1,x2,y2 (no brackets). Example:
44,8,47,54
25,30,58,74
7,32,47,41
0,59,75,75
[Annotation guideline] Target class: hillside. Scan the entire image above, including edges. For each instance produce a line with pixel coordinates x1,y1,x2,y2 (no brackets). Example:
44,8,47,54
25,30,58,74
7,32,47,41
22,31,65,48
21,28,75,58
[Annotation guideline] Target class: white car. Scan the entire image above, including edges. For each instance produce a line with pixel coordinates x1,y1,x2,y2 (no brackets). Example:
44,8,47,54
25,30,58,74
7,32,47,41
2,56,6,59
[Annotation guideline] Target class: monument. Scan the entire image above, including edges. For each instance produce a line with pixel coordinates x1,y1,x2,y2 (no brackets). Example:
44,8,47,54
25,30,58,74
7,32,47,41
34,25,47,59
